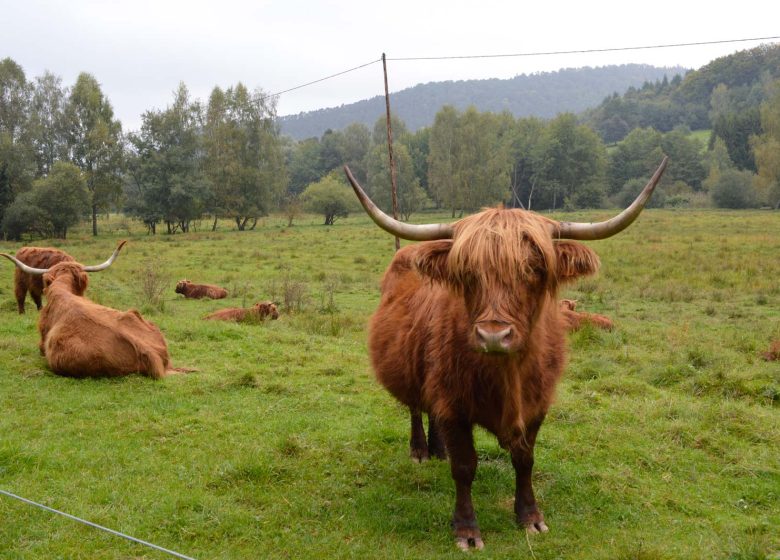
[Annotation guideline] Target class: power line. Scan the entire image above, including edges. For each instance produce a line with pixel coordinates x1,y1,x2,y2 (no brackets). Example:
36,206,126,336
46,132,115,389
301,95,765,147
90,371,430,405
264,35,779,103
387,35,780,61
0,489,197,560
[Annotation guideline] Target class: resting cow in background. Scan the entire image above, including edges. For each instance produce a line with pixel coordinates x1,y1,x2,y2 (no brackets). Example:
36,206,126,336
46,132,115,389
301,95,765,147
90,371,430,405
175,279,228,300
559,299,615,331
12,247,74,313
344,157,668,549
762,339,779,361
1,242,188,379
204,301,279,322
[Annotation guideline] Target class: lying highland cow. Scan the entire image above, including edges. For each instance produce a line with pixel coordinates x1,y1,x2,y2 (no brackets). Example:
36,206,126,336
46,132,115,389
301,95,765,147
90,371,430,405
559,299,615,331
175,279,228,299
762,339,780,361
204,301,280,322
12,246,75,313
1,242,190,379
344,156,668,549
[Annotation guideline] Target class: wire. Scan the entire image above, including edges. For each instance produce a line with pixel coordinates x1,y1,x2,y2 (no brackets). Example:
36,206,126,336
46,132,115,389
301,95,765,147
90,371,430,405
263,58,382,101
387,35,780,61
0,489,197,560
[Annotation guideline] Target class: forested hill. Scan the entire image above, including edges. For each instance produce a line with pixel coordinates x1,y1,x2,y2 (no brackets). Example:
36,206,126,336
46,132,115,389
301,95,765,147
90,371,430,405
278,64,686,140
583,43,780,144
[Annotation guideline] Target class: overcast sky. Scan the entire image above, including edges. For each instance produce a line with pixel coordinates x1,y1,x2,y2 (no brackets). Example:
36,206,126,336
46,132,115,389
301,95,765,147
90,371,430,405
3,0,778,132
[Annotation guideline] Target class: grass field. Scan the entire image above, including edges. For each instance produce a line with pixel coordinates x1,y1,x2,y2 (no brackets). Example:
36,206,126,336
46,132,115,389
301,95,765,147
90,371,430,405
0,209,778,559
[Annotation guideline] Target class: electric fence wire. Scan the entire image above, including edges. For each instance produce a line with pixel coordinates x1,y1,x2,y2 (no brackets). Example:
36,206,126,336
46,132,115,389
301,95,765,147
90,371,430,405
0,489,197,560
263,34,780,102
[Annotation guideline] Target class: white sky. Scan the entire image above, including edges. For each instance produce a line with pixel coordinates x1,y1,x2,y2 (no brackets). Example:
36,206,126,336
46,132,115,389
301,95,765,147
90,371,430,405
2,0,778,132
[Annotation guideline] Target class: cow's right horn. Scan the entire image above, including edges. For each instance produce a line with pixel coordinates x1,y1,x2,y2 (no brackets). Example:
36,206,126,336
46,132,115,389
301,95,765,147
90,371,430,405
82,240,127,272
344,166,454,241
0,253,49,275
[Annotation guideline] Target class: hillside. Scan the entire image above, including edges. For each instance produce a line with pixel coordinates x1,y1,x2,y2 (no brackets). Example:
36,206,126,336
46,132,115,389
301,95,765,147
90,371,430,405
278,64,687,140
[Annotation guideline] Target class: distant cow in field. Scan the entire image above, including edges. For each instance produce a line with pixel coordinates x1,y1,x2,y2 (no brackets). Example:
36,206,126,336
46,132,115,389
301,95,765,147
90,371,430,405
12,247,75,313
762,339,780,361
344,156,668,549
559,299,615,331
1,242,189,379
204,301,279,322
175,279,228,300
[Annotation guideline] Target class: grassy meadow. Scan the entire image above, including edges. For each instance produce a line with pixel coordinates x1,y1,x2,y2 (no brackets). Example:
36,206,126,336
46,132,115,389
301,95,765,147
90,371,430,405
0,209,778,559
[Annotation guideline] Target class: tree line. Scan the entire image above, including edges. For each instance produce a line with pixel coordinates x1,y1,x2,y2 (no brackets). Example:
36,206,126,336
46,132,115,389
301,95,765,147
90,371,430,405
2,52,779,241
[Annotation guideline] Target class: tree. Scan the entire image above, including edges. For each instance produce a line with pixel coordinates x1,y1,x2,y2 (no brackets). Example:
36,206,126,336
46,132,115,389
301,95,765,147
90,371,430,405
64,73,124,236
301,172,358,225
1,162,88,239
125,83,209,234
751,80,780,208
203,83,287,230
366,141,429,221
710,168,758,208
0,58,35,230
427,105,459,212
28,71,69,177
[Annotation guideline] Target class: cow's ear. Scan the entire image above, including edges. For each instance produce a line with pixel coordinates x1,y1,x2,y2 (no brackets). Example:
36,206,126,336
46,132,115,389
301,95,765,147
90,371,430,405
74,269,89,295
414,240,452,283
43,271,55,290
555,241,600,282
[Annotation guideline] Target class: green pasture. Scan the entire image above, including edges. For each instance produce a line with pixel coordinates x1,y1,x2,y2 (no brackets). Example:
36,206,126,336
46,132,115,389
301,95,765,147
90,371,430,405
0,209,778,559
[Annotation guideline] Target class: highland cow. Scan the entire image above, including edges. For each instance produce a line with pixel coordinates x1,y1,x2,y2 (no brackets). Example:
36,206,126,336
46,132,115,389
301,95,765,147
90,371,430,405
12,247,74,313
1,242,188,379
559,299,615,331
344,157,668,549
175,279,228,299
204,301,279,322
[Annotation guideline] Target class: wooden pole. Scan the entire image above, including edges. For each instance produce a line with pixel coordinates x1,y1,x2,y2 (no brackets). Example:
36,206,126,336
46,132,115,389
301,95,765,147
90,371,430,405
382,53,400,251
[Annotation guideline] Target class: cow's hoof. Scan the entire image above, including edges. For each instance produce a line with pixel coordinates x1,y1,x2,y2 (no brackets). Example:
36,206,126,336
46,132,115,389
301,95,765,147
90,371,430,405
456,536,484,550
410,448,430,463
525,520,549,534
517,506,548,534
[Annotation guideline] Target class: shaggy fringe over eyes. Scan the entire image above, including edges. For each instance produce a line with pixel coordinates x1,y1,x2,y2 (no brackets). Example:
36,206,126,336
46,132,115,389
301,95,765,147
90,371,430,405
447,208,558,289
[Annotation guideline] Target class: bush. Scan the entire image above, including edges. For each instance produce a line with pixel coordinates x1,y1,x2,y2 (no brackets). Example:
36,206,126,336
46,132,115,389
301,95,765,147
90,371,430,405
710,169,759,208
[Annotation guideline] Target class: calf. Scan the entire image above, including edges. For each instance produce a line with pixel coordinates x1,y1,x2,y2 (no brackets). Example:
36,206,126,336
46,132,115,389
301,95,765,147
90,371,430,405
175,279,228,299
204,301,279,322
559,299,615,331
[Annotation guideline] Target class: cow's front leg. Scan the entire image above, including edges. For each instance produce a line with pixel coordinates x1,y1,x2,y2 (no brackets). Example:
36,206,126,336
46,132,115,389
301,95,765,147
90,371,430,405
510,416,548,534
441,419,483,550
409,409,429,462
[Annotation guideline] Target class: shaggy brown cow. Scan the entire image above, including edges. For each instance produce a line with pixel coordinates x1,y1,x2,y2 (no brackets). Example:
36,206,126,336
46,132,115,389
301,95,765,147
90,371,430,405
559,299,615,331
1,242,186,379
762,339,780,361
344,157,668,549
175,279,228,300
12,247,74,313
204,301,279,322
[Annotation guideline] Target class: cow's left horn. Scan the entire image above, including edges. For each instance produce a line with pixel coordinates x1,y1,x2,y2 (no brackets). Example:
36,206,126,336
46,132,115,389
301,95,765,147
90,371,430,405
0,253,48,275
554,157,668,240
344,166,454,241
82,240,128,272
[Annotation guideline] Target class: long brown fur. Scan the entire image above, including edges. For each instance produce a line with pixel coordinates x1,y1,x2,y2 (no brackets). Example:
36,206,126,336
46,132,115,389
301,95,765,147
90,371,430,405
175,279,228,299
204,302,279,322
13,247,74,313
762,339,780,361
38,262,179,379
368,206,601,545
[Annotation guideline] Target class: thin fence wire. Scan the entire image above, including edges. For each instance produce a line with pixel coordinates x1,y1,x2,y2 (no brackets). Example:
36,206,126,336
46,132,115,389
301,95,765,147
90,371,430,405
0,489,198,560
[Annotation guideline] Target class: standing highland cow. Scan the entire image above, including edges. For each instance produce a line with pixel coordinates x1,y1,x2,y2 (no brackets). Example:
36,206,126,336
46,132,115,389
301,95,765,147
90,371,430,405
344,157,667,549
12,247,75,313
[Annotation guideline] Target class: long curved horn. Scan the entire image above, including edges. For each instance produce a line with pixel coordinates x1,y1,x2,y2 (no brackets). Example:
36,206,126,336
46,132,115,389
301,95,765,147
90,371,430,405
344,166,453,241
0,253,48,275
554,157,668,240
82,240,128,272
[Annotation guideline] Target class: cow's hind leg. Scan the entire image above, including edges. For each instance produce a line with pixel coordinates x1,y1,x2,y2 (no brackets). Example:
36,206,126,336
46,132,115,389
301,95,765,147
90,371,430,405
409,409,429,462
427,414,447,460
14,273,27,314
510,415,548,534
